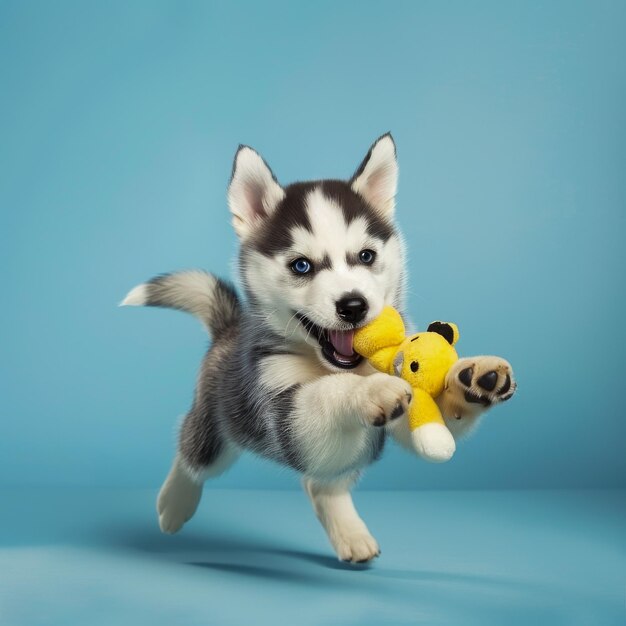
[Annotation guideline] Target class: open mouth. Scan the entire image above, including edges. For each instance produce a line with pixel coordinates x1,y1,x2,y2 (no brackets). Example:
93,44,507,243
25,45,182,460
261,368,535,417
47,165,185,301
296,313,364,369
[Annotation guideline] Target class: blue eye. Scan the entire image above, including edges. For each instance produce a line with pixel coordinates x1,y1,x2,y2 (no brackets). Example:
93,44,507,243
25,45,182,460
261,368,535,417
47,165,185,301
359,249,376,265
291,258,312,275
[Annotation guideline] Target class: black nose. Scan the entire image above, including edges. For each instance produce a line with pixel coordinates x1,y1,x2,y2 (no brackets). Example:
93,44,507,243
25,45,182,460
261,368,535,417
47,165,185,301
336,294,368,324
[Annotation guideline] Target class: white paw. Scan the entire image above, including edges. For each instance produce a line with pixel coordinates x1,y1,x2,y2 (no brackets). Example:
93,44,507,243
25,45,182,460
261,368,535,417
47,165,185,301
361,373,413,427
330,527,381,563
156,464,202,534
411,423,456,462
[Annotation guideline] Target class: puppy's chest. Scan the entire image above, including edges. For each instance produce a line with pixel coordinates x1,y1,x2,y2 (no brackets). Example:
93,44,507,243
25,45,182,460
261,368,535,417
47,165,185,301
257,352,384,476
304,421,384,479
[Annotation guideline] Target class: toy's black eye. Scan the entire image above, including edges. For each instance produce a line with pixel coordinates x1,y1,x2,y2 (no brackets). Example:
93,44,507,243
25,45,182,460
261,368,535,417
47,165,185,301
291,258,312,275
359,249,376,265
410,361,419,373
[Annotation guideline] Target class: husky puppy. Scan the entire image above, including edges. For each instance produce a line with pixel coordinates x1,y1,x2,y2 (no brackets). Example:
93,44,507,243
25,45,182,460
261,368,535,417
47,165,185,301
122,134,516,563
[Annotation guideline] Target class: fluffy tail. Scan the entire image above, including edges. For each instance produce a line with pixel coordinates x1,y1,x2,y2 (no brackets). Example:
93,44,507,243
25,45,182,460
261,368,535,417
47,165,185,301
120,270,241,337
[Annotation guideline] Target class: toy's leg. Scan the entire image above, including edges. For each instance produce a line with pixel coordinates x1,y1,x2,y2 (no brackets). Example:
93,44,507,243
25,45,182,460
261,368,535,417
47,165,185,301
303,473,380,563
407,389,456,462
438,356,517,439
157,409,239,534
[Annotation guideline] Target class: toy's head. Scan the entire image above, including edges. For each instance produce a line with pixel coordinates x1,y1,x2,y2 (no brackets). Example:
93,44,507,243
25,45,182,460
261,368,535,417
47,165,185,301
353,306,459,397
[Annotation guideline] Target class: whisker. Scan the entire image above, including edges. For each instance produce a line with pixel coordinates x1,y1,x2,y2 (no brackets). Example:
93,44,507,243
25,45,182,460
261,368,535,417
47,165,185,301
284,308,306,339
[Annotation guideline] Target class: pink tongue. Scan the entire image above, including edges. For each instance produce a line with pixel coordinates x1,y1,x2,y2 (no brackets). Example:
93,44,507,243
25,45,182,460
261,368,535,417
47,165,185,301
329,329,355,356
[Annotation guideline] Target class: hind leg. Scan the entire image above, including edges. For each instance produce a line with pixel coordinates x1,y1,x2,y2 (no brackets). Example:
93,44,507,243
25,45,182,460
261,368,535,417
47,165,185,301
304,474,380,563
157,410,239,534
157,455,203,534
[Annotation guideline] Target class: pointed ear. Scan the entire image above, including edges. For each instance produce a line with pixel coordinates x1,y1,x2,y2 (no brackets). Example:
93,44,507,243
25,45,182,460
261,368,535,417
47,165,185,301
350,133,398,217
227,146,285,239
427,321,460,346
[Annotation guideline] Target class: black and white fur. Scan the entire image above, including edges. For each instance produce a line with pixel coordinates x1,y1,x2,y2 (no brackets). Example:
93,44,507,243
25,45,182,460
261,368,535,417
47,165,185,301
122,134,516,562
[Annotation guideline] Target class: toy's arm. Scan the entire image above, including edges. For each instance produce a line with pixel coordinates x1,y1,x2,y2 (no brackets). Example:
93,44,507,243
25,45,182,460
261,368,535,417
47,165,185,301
390,375,483,434
353,306,405,363
388,388,456,463
389,383,487,451
407,388,445,430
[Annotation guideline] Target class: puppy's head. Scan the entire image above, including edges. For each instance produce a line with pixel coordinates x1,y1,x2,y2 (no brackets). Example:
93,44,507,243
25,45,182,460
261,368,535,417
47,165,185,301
229,134,406,371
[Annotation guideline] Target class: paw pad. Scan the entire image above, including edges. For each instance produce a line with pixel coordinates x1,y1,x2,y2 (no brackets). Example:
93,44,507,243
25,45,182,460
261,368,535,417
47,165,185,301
464,390,491,406
459,367,473,387
456,362,516,406
477,370,498,391
372,415,386,427
392,402,408,420
499,374,511,395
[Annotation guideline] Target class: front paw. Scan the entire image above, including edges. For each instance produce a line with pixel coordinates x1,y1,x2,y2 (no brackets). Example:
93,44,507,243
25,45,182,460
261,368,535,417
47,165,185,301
445,356,517,418
361,373,412,427
331,528,381,563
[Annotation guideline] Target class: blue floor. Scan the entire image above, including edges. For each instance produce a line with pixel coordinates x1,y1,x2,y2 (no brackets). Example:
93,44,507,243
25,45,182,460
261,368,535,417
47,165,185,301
1,488,624,625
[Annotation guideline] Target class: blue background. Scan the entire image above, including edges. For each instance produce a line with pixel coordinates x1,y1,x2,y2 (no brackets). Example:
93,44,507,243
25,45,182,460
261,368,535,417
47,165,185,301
1,0,625,491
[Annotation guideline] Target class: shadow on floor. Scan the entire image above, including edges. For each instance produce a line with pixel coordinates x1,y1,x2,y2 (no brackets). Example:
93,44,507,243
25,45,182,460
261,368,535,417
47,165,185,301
103,522,373,587
103,523,540,591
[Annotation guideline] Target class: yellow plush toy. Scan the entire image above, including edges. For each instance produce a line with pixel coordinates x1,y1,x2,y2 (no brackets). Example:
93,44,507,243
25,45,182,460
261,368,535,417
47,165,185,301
353,306,460,463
